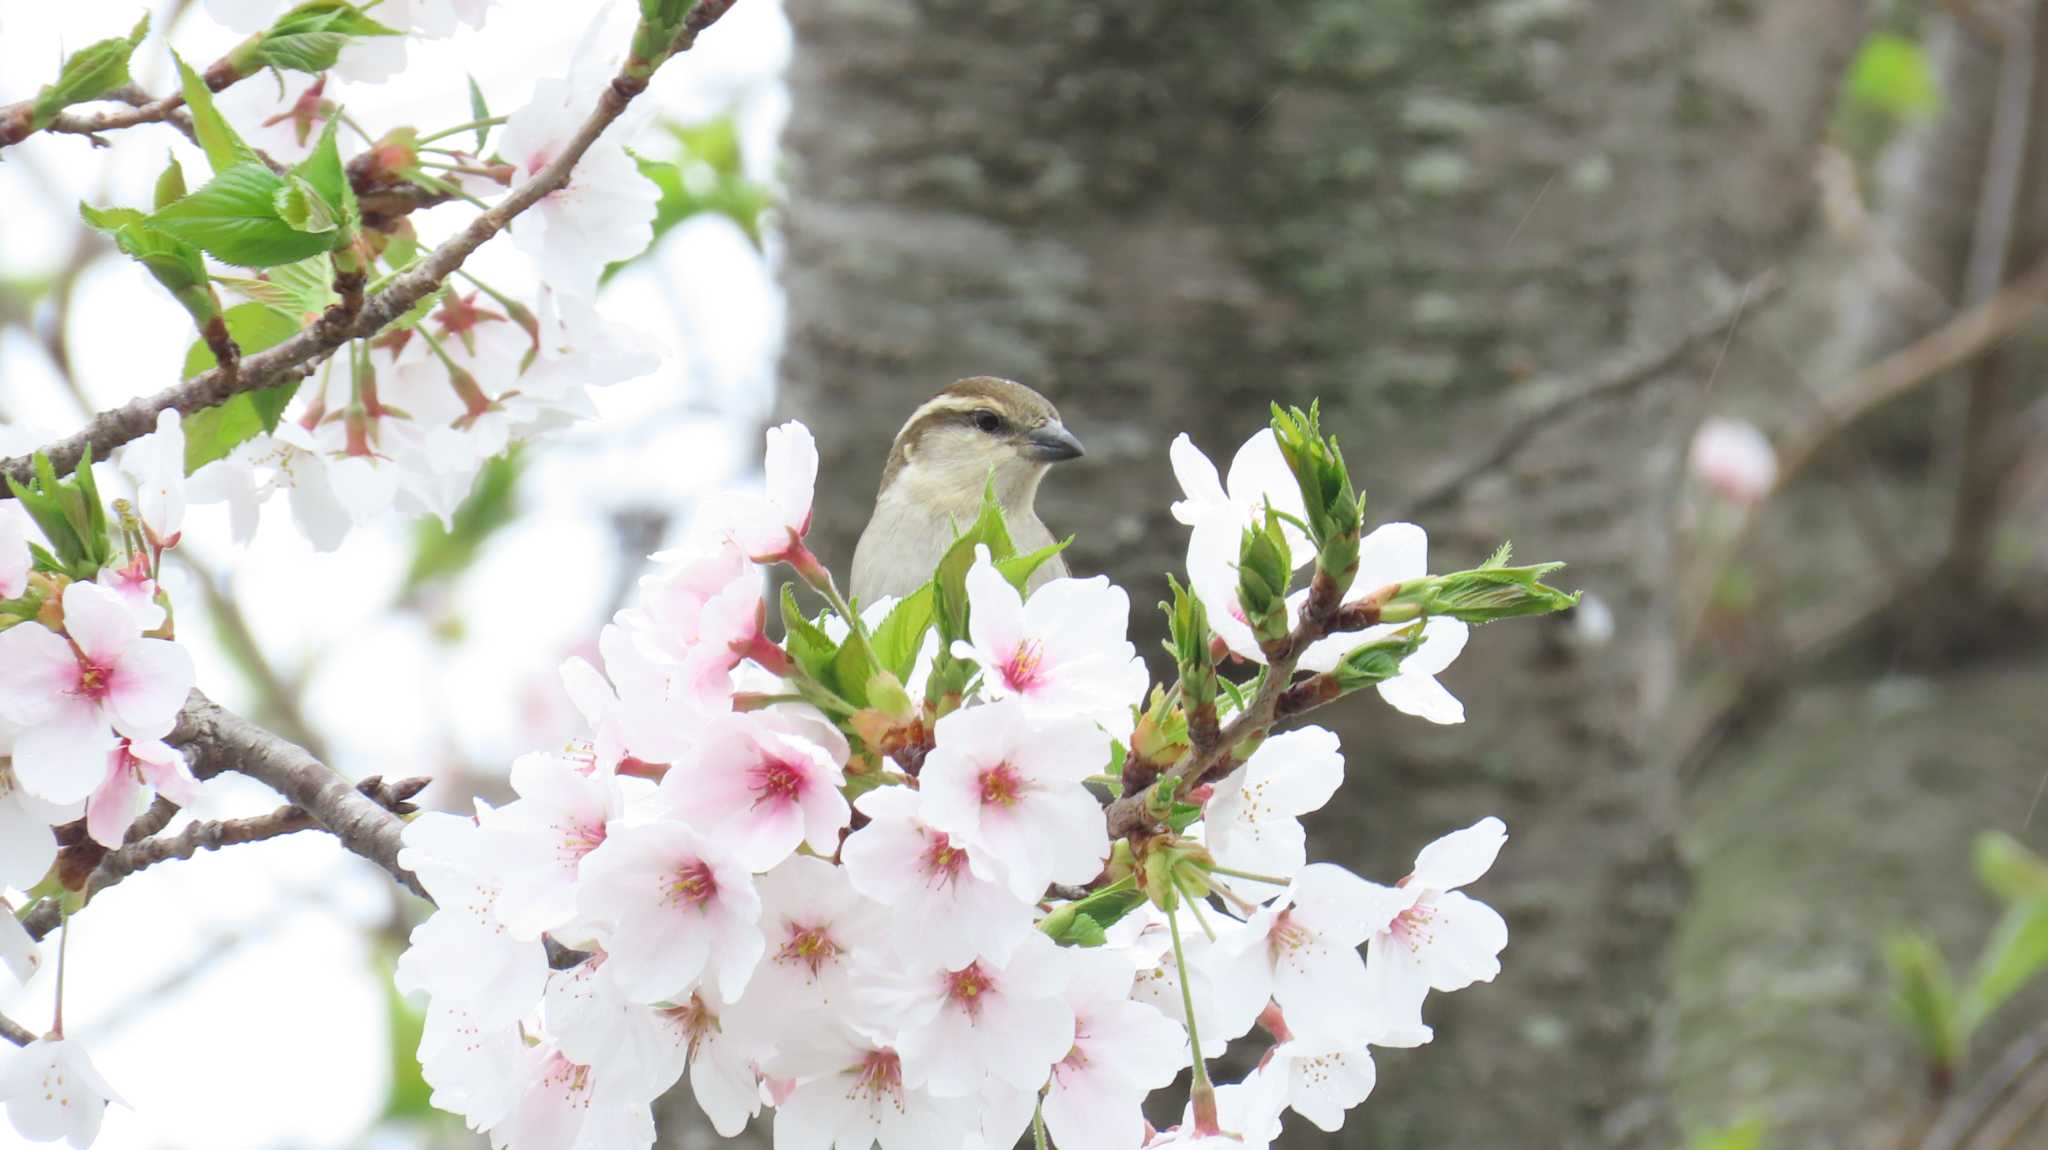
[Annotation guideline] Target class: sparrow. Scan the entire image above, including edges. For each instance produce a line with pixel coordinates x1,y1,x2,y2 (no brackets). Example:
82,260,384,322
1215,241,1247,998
850,377,1085,605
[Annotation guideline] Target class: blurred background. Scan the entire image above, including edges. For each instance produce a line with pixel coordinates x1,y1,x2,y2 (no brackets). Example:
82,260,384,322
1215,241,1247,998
5,1,2048,1148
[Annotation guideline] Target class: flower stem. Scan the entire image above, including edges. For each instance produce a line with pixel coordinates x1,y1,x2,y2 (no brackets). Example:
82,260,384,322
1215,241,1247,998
417,115,508,145
1032,1100,1050,1150
1207,864,1292,886
1166,901,1219,1134
1175,874,1218,942
51,905,70,1039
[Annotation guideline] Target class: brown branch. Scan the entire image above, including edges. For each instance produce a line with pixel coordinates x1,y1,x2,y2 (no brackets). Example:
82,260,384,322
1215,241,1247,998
0,1011,33,1047
1395,271,1782,520
166,691,429,899
0,60,239,151
0,6,741,495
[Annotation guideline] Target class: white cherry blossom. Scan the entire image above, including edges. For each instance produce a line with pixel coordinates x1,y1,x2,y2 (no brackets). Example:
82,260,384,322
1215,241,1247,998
0,902,37,985
866,930,1077,1098
394,813,550,1028
0,1039,121,1149
416,1001,530,1133
1,503,32,599
917,699,1111,902
1208,864,1385,1048
1297,522,1471,724
661,710,849,871
730,856,884,1044
0,581,194,805
719,421,818,567
951,547,1147,738
486,1045,655,1150
1041,947,1190,1150
500,77,658,299
475,750,626,939
1202,726,1343,882
116,409,186,544
1169,429,1311,561
1360,817,1510,1044
770,1026,981,1150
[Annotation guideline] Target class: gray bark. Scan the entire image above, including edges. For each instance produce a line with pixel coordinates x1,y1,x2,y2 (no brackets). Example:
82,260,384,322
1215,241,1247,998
777,1,1862,1144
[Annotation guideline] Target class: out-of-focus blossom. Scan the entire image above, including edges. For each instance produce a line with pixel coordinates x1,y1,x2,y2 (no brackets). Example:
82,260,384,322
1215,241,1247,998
117,409,186,544
500,78,659,299
0,1039,122,1149
1689,417,1778,505
1,504,34,600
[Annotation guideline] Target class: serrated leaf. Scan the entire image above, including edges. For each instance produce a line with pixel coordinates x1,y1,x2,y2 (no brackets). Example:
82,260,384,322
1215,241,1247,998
869,584,935,683
779,583,839,684
152,162,339,267
253,1,402,74
181,304,305,473
273,174,340,234
996,536,1070,591
154,153,188,211
174,52,259,175
294,115,357,229
78,204,147,233
30,14,149,130
466,74,491,152
1959,899,2048,1034
215,256,337,316
80,201,210,312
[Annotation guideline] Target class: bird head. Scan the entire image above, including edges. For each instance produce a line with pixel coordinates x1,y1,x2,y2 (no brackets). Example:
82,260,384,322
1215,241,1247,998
876,377,1084,517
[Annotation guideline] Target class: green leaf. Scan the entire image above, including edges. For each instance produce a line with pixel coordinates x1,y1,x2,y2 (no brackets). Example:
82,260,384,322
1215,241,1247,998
780,583,839,684
79,202,210,319
932,478,1017,644
1887,932,1962,1072
1959,899,2048,1034
152,162,339,267
273,174,340,234
215,256,338,317
30,14,149,130
293,115,358,230
466,74,491,152
996,537,1070,591
180,303,306,473
603,129,774,282
154,153,189,211
869,584,935,683
1976,831,2048,904
174,52,260,175
5,450,113,579
1847,31,1938,122
1687,1118,1766,1150
252,1,402,74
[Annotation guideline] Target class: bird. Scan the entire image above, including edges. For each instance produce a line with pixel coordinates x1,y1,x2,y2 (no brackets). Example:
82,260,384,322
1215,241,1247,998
850,377,1085,604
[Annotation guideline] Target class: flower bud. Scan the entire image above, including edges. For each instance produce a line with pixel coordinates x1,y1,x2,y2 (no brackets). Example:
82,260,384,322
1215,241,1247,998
1236,512,1293,650
1388,543,1578,624
1269,401,1362,583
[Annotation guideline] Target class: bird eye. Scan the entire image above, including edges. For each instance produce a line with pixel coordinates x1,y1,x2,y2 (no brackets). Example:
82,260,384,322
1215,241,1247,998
971,410,1003,434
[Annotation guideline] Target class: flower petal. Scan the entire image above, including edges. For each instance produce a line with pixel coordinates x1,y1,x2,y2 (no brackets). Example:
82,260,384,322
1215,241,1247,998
1410,816,1507,891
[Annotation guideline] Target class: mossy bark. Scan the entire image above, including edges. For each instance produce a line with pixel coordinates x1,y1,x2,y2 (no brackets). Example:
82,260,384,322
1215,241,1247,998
778,1,1862,1144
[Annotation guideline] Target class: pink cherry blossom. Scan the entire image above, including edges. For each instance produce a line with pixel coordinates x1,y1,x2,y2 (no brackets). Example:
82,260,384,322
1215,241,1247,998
1296,522,1471,724
662,710,849,871
0,581,194,805
475,750,625,939
1041,947,1190,1150
395,813,550,1027
1360,817,1510,1044
619,538,772,685
839,785,1034,969
575,818,763,1004
416,1001,531,1133
917,699,1112,902
0,503,30,600
770,1026,982,1150
0,733,69,892
1202,726,1343,882
729,856,884,1044
867,930,1077,1098
720,422,820,568
560,623,720,769
486,1045,655,1150
0,1039,122,1149
95,554,165,633
85,738,200,849
1690,416,1778,505
951,547,1148,738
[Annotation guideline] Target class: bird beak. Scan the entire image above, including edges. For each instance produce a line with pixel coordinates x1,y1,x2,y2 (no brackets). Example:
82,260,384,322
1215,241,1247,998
1025,422,1085,462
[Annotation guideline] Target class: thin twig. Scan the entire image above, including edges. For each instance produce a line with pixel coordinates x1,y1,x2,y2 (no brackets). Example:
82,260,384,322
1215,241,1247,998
1919,1018,2048,1150
0,5,740,495
0,58,240,150
0,1012,33,1047
1393,271,1782,520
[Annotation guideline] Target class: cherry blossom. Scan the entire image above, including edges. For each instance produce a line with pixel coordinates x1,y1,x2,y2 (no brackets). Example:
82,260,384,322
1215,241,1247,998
718,421,819,567
1112,906,1260,1057
1148,1067,1288,1148
0,1039,122,1150
1297,523,1471,725
661,710,849,871
1201,726,1343,882
116,409,186,544
0,503,31,600
1360,817,1510,1044
730,856,884,1043
0,902,37,985
917,699,1112,902
394,813,550,1027
867,930,1077,1098
618,537,768,685
1207,864,1386,1048
1,727,70,891
770,1026,981,1150
500,76,659,298
486,1045,655,1150
415,1001,531,1133
1690,416,1778,505
575,818,763,1004
0,581,194,805
1041,947,1190,1150
560,623,722,769
1169,429,1311,562
839,785,1034,968
94,554,164,633
950,547,1148,738
474,750,627,939
84,738,199,849
1263,1037,1377,1133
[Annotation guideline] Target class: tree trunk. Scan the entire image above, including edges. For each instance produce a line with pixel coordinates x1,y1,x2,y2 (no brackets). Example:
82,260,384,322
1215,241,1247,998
778,2,1862,1143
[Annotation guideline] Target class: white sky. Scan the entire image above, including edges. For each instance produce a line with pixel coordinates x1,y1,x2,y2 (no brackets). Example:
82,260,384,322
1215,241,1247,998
0,2,790,1146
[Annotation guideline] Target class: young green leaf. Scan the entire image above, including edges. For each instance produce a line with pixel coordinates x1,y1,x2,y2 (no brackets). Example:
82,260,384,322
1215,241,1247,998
466,74,491,152
869,584,936,683
1886,932,1962,1073
151,162,340,267
79,202,212,322
249,1,402,74
931,478,1017,643
29,14,149,130
174,52,260,174
1958,899,2048,1035
274,173,340,234
154,153,189,210
293,115,358,229
1976,831,2048,904
180,303,306,472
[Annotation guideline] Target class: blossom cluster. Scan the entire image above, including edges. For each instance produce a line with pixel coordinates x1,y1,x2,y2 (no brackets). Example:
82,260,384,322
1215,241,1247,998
382,416,1520,1150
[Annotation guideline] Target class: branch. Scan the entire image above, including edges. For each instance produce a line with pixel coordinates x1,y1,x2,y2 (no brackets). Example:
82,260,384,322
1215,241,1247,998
1393,272,1781,520
0,60,239,151
167,691,429,899
0,5,741,495
0,1012,33,1048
